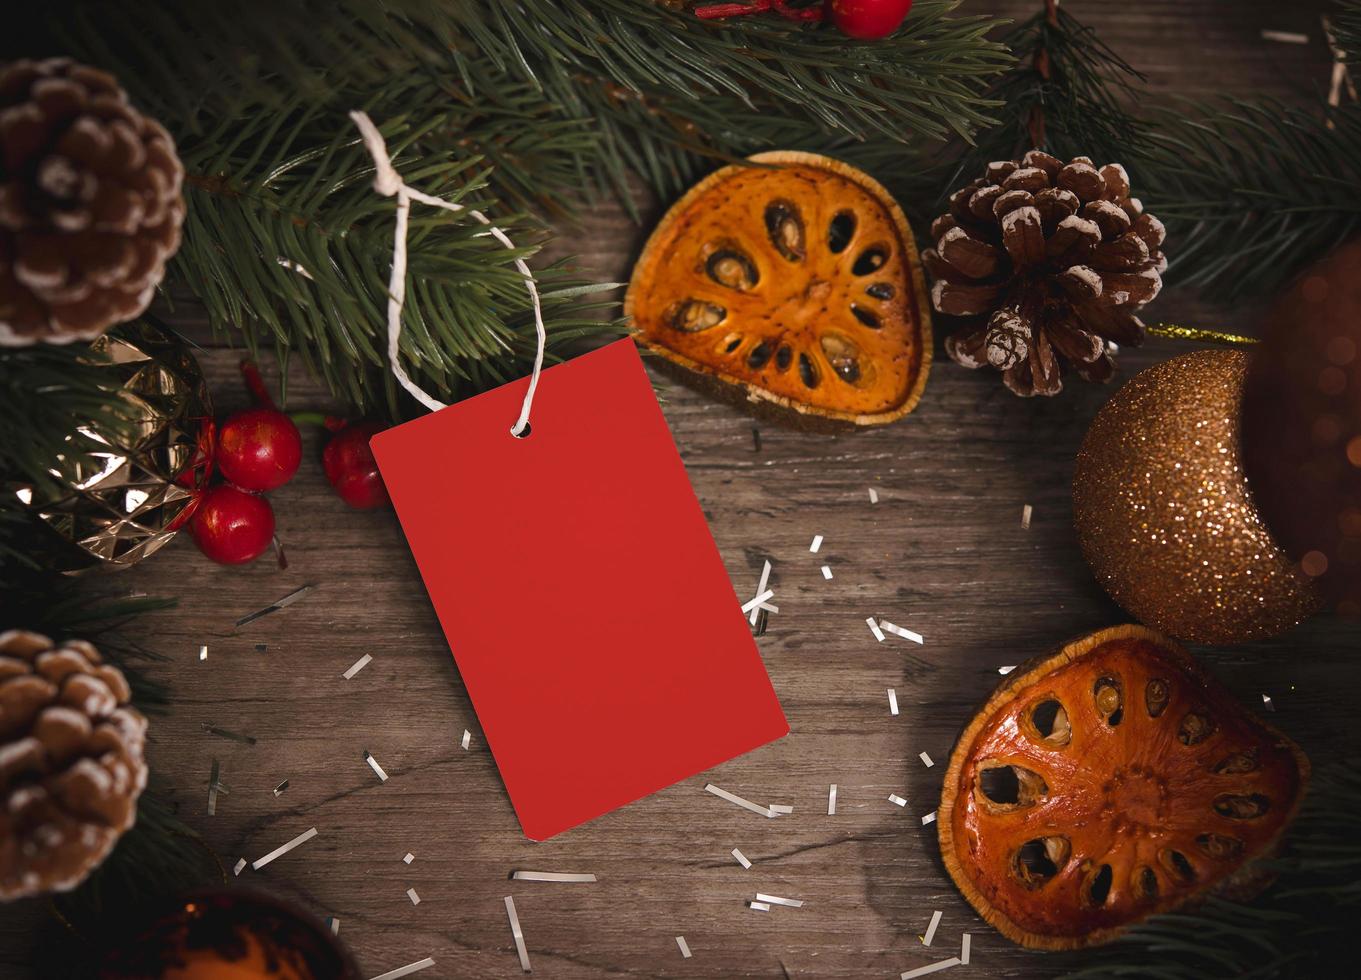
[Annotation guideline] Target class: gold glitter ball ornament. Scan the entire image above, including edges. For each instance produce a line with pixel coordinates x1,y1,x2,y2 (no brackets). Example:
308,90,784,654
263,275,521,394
1073,350,1323,644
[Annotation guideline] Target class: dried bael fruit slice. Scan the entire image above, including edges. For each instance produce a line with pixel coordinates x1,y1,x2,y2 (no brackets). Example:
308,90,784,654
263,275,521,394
624,151,931,425
938,624,1308,951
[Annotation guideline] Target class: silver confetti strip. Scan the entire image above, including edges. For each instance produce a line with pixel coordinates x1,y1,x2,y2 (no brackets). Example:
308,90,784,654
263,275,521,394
207,759,220,816
867,618,886,642
365,751,389,782
675,936,693,959
273,779,290,797
748,560,772,626
511,871,598,883
504,895,531,973
1262,693,1276,712
888,688,899,715
880,621,923,644
327,916,341,936
868,487,879,503
1262,28,1309,43
198,645,208,661
704,783,776,818
201,723,257,745
821,565,833,580
343,653,373,679
232,858,246,876
731,848,752,869
900,958,961,979
889,794,908,807
960,934,972,966
368,957,436,980
768,803,793,815
740,589,775,615
921,810,937,826
809,535,823,553
997,665,1016,675
922,910,943,946
919,752,934,768
828,784,838,815
755,893,804,908
461,729,471,750
404,852,415,864
749,901,771,912
407,887,421,905
252,826,318,870
1021,504,1033,529
235,584,316,628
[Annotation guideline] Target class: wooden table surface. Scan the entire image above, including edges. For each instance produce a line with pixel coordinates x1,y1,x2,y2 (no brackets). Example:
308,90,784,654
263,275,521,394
4,2,1358,977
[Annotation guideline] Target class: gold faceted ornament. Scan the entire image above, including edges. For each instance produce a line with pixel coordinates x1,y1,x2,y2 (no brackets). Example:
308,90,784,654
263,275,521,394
0,630,148,900
22,320,213,570
625,151,931,425
1073,351,1322,644
0,58,186,346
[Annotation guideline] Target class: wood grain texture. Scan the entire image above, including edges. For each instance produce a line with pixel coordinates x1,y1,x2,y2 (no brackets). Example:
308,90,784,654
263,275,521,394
2,2,1356,977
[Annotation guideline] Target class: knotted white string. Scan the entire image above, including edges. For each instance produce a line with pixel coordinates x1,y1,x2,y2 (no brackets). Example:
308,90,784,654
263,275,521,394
349,110,545,436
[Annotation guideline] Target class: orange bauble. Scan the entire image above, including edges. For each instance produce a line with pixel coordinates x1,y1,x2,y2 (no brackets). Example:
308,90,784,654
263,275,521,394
98,890,357,979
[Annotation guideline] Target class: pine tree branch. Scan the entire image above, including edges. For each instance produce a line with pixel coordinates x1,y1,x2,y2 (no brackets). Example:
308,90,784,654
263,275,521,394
174,111,616,411
455,0,1012,149
830,0,1150,231
893,0,1361,299
1128,0,1361,296
8,1,1012,211
8,2,625,414
944,2,1146,186
434,0,1012,210
1137,97,1361,296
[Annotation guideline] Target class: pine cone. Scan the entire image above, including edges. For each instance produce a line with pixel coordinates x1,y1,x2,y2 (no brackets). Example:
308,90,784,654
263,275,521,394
0,630,148,900
0,58,185,347
925,151,1166,397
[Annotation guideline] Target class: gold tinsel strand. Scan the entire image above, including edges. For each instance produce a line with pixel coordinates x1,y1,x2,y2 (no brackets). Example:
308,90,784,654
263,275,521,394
1148,323,1258,347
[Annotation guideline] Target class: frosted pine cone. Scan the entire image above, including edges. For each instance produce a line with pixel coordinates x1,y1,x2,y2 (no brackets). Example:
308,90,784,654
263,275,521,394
0,58,185,346
925,151,1166,396
0,630,147,900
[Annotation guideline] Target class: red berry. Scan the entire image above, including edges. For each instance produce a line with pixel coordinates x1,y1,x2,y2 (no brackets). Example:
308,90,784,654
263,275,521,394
216,407,302,492
322,422,391,509
829,0,912,39
189,485,276,565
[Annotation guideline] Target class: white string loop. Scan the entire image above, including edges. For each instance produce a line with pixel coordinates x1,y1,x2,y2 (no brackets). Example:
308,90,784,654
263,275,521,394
349,110,545,436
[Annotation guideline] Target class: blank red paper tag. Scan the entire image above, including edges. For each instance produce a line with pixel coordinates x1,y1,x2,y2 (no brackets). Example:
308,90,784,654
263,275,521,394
370,339,787,840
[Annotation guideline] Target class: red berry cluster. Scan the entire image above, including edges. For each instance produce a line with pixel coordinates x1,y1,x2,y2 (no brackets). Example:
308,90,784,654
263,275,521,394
189,361,301,565
183,361,394,566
